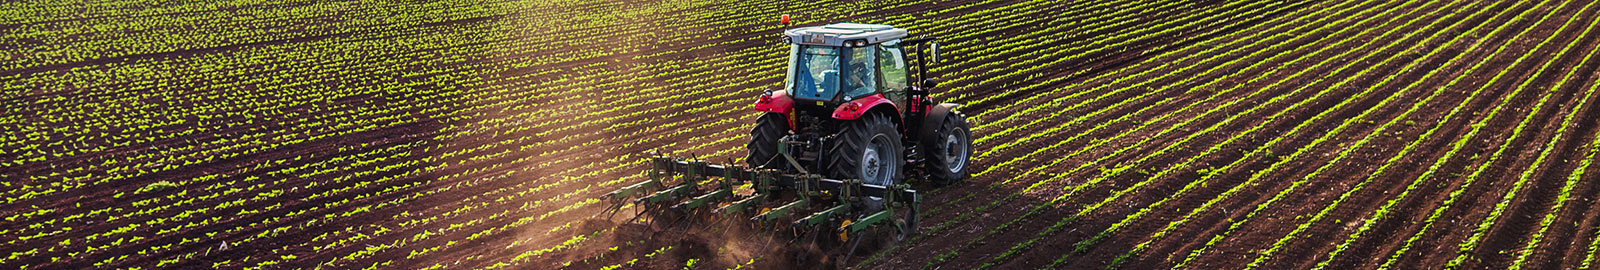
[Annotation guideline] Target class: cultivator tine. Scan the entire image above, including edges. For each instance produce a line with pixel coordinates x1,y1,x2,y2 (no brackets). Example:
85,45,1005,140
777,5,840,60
754,199,807,222
755,230,777,257
796,223,822,245
795,204,847,227
675,163,735,212
604,202,627,219
673,188,730,211
841,232,865,267
685,158,707,180
610,152,928,256
717,193,766,215
667,209,698,232
904,185,921,235
627,158,692,203
849,209,894,234
627,202,662,224
602,156,677,204
603,178,659,202
639,182,694,205
603,176,664,219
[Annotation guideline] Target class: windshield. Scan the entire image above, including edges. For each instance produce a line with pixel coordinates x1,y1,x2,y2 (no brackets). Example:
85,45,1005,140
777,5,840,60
790,46,841,100
788,45,878,100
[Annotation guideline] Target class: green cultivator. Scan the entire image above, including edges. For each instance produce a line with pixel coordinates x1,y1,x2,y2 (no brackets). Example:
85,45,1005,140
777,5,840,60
603,156,921,241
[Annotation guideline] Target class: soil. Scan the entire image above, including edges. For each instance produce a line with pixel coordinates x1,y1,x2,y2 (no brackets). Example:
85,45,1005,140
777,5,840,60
6,0,1600,269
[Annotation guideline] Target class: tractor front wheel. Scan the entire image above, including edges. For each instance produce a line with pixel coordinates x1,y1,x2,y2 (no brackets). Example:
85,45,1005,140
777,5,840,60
826,112,904,212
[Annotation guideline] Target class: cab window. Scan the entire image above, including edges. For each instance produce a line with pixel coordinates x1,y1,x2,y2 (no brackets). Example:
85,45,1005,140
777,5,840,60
877,41,909,91
843,47,877,98
789,46,842,100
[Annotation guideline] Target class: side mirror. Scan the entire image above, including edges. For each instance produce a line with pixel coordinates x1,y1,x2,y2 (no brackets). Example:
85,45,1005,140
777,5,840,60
923,78,941,89
930,42,941,63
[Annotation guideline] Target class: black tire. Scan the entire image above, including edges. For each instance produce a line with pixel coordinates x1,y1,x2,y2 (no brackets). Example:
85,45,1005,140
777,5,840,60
826,112,904,211
745,113,790,170
927,112,971,186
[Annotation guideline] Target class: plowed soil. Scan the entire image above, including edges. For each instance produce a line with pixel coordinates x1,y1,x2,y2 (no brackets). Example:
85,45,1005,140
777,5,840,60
5,0,1600,269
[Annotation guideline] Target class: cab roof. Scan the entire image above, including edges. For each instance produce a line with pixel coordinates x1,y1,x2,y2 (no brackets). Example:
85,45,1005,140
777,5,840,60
783,23,909,47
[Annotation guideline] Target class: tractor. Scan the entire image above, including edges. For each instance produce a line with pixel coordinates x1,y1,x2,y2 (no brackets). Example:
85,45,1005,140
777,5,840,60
604,21,972,258
749,22,971,209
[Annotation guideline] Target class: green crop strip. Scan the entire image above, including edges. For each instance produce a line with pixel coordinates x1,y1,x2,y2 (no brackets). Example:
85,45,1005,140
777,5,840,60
1444,2,1600,267
1306,6,1600,270
866,0,1321,264
1244,0,1598,268
910,1,1327,267
1096,0,1487,266
1506,21,1600,270
1581,83,1600,270
924,0,1302,219
1113,0,1545,267
965,0,1277,146
991,0,1497,266
947,0,1484,265
928,0,1484,266
919,0,1227,216
1362,0,1584,268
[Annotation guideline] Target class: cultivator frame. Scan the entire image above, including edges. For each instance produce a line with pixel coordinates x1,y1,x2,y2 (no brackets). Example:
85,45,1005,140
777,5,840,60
603,155,921,240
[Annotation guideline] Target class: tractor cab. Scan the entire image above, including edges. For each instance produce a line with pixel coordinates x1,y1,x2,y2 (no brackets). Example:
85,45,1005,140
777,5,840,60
777,23,943,111
781,23,916,104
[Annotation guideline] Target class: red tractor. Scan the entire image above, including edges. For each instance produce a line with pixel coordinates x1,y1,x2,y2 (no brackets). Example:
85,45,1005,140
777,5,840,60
604,22,971,253
749,22,972,210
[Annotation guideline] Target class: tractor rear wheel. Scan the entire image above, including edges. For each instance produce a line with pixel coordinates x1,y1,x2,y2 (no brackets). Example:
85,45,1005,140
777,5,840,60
826,112,904,212
927,112,971,186
745,113,790,170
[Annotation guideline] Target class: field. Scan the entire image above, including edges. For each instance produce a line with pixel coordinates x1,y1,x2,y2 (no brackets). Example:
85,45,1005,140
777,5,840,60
4,0,1600,268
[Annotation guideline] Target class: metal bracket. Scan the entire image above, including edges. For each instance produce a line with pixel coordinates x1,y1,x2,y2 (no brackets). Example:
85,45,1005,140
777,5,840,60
778,136,809,174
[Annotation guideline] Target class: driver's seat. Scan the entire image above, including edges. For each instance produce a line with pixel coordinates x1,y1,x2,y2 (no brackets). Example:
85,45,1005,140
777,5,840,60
819,70,839,98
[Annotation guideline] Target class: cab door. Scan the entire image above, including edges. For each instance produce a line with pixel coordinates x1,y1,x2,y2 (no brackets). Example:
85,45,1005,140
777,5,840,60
875,40,912,112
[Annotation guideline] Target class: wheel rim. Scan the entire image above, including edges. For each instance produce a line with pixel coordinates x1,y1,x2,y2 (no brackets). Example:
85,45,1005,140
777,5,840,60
944,128,969,173
861,134,895,186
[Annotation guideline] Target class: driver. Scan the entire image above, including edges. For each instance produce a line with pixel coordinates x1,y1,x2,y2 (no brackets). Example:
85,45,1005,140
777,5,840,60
844,58,873,96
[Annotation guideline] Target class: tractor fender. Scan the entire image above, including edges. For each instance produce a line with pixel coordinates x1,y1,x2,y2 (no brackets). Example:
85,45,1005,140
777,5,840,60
831,94,898,121
919,103,962,145
754,90,794,114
